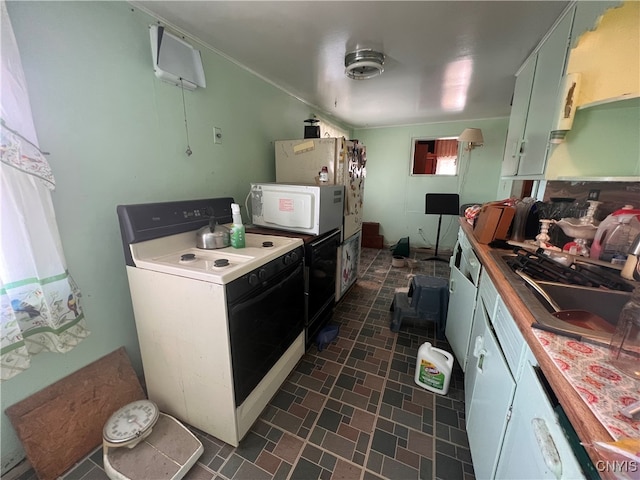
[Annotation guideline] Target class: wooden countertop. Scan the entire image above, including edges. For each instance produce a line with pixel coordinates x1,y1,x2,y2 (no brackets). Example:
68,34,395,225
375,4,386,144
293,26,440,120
459,219,615,473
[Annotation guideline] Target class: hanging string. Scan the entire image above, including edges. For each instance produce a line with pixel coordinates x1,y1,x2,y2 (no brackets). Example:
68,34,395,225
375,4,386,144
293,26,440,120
180,78,192,156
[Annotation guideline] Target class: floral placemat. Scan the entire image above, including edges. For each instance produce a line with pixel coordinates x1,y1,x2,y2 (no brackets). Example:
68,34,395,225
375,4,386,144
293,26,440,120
532,328,640,439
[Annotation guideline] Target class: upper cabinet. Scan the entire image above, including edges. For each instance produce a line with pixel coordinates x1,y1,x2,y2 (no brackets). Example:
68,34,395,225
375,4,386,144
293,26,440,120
501,7,574,178
501,1,639,181
501,55,536,177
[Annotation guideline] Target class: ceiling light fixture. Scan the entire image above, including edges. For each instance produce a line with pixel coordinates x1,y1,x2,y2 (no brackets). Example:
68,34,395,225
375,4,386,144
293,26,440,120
458,128,484,150
345,49,385,80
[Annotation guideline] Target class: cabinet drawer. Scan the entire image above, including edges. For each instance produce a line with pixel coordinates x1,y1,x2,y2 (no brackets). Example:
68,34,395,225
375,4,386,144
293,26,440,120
479,269,499,319
493,298,525,376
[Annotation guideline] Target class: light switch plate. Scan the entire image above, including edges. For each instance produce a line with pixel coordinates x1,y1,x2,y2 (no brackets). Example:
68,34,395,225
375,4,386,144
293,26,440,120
213,127,222,144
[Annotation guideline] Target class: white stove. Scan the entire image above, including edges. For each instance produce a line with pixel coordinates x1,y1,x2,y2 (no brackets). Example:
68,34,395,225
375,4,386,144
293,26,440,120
130,230,302,284
117,197,306,448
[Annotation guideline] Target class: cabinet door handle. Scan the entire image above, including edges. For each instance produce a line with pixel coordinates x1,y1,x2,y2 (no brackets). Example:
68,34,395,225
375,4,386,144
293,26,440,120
472,335,484,358
510,139,520,159
531,418,562,479
476,345,487,373
449,279,455,294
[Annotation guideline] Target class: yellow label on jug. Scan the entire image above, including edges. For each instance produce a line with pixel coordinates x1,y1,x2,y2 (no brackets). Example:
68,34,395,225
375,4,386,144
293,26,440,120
418,359,445,390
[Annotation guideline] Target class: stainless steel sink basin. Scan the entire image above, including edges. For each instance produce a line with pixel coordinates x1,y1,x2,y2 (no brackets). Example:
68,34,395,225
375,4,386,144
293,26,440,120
490,251,634,344
527,280,631,325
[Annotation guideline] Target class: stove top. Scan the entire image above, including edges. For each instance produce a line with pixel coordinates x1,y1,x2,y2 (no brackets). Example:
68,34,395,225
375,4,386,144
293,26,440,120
129,231,303,284
506,247,633,292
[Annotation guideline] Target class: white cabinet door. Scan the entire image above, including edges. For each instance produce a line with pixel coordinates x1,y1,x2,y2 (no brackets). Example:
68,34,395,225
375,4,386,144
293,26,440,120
496,359,585,479
464,297,489,418
467,312,516,480
501,56,537,177
444,265,477,372
518,9,574,177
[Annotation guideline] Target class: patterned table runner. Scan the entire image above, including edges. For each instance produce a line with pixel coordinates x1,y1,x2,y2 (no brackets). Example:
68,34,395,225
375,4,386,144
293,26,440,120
532,328,640,439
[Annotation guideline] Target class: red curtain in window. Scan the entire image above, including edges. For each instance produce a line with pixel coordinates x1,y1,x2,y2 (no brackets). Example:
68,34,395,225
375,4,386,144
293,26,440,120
434,139,458,158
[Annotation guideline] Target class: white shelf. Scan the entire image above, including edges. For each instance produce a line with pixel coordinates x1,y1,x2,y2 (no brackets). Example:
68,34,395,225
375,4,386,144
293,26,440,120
554,176,640,182
577,94,640,111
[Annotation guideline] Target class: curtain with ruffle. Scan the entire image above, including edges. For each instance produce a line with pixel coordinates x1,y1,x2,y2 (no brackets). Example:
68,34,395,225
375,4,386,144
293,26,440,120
434,139,459,175
0,2,89,381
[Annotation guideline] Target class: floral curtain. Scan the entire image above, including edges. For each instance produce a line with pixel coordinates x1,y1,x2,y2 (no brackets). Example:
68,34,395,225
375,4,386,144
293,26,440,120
0,2,89,381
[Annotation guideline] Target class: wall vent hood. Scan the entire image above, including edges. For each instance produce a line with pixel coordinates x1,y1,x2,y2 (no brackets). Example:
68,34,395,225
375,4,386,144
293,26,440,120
149,25,206,90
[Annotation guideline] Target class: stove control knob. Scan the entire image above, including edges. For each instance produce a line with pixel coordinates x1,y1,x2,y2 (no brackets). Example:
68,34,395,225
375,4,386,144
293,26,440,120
248,272,259,286
258,268,267,281
290,251,299,263
283,254,291,265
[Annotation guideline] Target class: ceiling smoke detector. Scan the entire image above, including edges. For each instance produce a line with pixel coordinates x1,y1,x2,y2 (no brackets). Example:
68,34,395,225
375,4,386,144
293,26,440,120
345,49,385,80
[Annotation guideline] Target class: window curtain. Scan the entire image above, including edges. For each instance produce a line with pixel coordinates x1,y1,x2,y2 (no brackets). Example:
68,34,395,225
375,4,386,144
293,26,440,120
0,2,89,381
434,139,458,158
434,139,459,175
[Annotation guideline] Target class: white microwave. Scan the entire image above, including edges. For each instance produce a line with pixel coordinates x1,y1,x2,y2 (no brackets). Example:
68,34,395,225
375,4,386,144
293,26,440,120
250,183,344,236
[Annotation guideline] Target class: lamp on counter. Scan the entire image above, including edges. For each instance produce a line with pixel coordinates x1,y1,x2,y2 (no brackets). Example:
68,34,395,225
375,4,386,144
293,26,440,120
458,128,484,151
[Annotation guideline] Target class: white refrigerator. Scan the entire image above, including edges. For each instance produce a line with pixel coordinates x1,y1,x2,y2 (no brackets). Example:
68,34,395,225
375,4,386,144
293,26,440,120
275,137,366,300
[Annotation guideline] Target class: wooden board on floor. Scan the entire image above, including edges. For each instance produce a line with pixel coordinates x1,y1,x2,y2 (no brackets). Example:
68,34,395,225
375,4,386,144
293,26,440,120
5,347,145,480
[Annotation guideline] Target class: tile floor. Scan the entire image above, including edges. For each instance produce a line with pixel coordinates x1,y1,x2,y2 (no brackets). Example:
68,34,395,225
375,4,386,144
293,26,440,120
18,247,475,480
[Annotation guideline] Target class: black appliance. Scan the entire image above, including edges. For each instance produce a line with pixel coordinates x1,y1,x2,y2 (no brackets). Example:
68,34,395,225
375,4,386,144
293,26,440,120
226,249,304,405
246,226,340,348
304,117,320,138
305,229,341,347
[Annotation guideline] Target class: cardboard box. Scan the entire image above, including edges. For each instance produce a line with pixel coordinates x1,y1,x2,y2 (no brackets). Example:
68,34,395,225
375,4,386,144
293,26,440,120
362,222,380,236
362,234,384,249
473,204,516,244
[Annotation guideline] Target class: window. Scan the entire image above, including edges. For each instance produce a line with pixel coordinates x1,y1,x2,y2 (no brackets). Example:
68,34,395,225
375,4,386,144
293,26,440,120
410,137,460,176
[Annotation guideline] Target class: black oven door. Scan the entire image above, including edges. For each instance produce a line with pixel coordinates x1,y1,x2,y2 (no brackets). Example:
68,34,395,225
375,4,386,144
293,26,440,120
306,229,340,346
227,260,304,406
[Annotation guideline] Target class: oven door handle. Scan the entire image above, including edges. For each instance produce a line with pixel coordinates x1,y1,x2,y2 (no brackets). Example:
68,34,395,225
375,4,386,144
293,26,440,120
310,230,341,249
230,262,303,314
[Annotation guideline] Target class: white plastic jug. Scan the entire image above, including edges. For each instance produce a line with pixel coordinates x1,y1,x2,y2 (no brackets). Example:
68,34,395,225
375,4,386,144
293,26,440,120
414,342,453,395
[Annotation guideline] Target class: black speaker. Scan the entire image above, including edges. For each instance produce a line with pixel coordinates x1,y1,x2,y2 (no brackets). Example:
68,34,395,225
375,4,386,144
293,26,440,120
425,193,460,215
304,125,320,139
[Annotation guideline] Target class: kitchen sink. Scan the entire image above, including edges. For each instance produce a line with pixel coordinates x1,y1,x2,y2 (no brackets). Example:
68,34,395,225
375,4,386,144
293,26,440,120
490,251,634,344
525,279,631,325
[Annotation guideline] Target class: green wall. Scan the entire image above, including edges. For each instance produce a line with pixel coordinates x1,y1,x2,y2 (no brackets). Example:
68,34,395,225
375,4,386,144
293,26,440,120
353,118,509,251
545,100,640,178
1,1,331,471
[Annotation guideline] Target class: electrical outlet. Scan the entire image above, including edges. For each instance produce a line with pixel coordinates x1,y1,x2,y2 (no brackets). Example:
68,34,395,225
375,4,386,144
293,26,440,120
588,189,600,201
213,127,222,144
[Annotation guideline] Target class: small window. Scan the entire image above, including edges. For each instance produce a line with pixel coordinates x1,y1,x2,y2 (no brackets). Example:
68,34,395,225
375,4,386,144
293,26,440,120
410,137,460,176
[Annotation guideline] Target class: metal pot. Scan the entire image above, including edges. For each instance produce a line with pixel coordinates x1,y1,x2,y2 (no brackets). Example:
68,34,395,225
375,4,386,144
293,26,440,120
196,218,230,249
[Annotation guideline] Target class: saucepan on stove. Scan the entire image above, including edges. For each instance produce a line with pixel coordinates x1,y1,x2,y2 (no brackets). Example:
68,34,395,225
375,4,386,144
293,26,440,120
196,217,230,249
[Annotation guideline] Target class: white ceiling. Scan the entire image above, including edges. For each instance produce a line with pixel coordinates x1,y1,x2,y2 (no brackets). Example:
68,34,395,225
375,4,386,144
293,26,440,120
133,1,570,128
